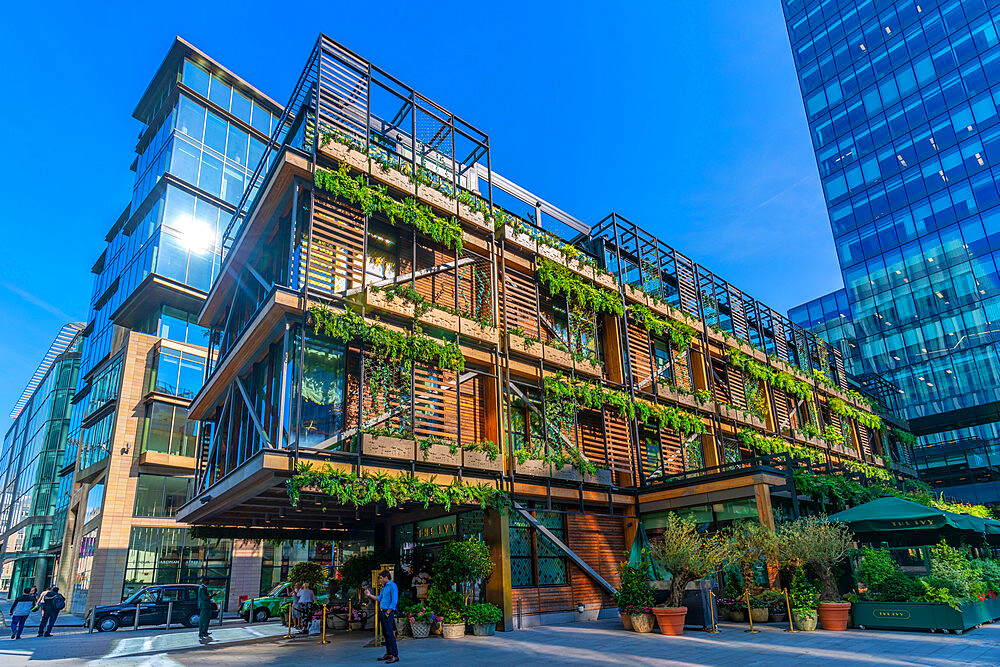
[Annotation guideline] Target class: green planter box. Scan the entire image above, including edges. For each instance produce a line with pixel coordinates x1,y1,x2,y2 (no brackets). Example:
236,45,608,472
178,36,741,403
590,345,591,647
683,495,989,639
853,600,999,633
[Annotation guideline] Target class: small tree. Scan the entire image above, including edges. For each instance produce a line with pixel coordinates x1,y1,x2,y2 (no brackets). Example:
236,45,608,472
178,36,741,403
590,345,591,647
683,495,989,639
648,514,733,608
777,515,852,602
288,561,327,591
724,521,778,599
613,556,654,613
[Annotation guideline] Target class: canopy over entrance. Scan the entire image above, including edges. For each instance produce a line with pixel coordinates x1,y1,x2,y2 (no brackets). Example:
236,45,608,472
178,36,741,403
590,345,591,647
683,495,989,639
828,496,1000,545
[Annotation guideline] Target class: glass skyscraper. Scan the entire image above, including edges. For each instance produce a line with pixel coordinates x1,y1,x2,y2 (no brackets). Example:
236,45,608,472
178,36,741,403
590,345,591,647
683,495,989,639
782,2,1000,467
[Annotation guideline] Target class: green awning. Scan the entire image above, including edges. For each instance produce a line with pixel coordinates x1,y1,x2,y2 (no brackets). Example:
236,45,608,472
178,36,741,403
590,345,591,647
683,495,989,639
629,523,670,581
827,496,987,537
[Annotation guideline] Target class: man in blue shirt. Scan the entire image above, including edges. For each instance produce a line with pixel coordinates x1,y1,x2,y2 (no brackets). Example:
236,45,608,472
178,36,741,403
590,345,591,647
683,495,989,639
365,570,398,663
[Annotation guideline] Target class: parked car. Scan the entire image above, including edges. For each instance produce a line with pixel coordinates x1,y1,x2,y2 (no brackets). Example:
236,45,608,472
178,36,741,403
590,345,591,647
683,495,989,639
87,584,219,632
239,582,330,622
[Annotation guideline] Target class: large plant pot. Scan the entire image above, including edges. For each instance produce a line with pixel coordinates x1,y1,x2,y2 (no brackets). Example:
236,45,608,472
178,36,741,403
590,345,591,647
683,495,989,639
770,611,788,624
415,584,428,599
629,612,655,633
472,623,496,636
431,619,442,635
818,602,851,631
441,622,466,639
792,610,818,632
716,608,730,622
749,608,769,623
395,617,409,636
729,609,747,623
410,621,431,638
350,621,365,631
331,615,348,630
620,612,634,631
652,607,687,636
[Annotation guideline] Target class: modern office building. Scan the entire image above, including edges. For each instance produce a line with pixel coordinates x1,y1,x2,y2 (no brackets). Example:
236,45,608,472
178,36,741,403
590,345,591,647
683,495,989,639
0,323,83,598
781,1,1000,500
177,34,915,629
53,37,283,615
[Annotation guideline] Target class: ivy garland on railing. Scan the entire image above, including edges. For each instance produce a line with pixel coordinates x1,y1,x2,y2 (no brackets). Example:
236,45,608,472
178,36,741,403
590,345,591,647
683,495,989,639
513,443,598,476
287,463,510,512
310,306,465,373
543,374,706,436
892,427,918,448
537,257,624,317
790,468,987,514
811,368,839,391
737,429,825,464
626,304,698,353
314,163,464,252
829,396,884,431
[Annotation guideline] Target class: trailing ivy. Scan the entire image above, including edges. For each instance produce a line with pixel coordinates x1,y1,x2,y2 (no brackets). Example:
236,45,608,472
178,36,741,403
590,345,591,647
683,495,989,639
829,396,884,431
314,163,463,252
627,304,698,352
287,463,510,513
537,257,623,317
893,427,918,448
311,306,465,373
737,429,826,464
772,370,813,403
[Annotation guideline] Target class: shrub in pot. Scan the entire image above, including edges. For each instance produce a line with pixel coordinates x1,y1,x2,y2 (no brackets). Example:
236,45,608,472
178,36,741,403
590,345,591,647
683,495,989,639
440,606,467,639
629,605,656,633
613,558,655,631
467,602,502,636
779,516,853,630
756,589,782,623
406,602,438,638
748,597,769,623
648,513,734,636
724,521,778,619
789,566,819,632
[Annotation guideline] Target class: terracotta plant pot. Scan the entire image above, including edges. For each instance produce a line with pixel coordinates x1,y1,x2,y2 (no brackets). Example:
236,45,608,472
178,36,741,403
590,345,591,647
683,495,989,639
652,607,687,636
792,610,818,631
410,621,431,638
620,612,634,631
729,609,747,623
817,602,851,631
749,608,769,623
441,622,466,639
629,612,655,633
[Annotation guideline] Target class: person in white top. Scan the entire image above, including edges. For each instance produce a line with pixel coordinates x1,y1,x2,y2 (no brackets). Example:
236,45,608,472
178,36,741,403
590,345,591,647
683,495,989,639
293,582,317,634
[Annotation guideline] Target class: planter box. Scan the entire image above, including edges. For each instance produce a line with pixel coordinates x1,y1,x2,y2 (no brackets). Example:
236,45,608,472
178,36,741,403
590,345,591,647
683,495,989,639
594,271,617,290
418,307,460,331
504,226,537,253
367,288,416,318
623,283,648,305
573,357,604,377
852,600,1000,633
423,441,461,466
551,464,613,485
370,161,414,194
462,448,503,472
363,434,415,461
565,257,595,282
718,403,764,429
322,140,371,174
537,243,565,264
457,201,490,231
515,459,551,478
506,333,544,358
459,318,499,344
416,184,457,215
542,344,574,369
656,386,703,410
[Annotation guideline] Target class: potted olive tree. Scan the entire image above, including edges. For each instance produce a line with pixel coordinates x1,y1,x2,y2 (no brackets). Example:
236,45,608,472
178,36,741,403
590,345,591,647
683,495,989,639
724,520,778,622
778,515,853,631
648,513,732,636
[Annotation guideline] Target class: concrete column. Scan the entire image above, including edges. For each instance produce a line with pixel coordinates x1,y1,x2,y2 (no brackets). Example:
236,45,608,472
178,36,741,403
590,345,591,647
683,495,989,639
227,540,264,610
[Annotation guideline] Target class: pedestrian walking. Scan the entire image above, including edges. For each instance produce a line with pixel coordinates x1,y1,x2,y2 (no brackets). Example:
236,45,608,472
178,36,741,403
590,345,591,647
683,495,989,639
293,582,317,635
8,587,34,639
36,586,65,637
365,570,398,663
197,578,213,641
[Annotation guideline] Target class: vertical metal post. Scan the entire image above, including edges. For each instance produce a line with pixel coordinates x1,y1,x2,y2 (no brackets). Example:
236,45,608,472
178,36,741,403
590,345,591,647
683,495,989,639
783,588,799,632
133,605,140,631
166,602,173,630
248,598,255,625
320,603,329,644
743,590,759,634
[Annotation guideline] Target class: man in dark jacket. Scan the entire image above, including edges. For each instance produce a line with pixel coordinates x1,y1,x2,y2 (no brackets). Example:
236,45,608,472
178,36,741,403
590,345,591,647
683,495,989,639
36,586,65,637
9,588,34,639
197,578,213,640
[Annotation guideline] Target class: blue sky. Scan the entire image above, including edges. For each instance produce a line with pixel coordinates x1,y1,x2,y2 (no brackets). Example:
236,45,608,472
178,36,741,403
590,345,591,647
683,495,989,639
0,1,839,417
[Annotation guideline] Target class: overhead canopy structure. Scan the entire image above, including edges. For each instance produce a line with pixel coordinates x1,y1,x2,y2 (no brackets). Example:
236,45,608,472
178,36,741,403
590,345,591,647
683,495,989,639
828,496,1000,545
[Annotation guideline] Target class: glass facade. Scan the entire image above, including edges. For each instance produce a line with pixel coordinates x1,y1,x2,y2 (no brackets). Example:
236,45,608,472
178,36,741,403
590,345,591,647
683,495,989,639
0,333,80,597
789,288,864,375
123,527,231,602
783,1,1000,455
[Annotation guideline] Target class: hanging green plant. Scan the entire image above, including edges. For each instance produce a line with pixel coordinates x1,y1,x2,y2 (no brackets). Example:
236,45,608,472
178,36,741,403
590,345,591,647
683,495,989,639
537,257,623,317
314,163,463,253
287,463,510,512
311,306,465,373
828,397,884,431
737,429,825,464
892,427,917,448
627,304,698,352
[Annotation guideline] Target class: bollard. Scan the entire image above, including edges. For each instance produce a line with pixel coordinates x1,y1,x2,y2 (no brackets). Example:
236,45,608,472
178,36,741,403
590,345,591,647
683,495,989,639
743,591,759,634
166,602,173,630
783,588,799,633
133,605,141,631
88,609,95,634
283,605,293,639
248,598,255,625
319,604,329,644
706,590,721,633
347,600,352,632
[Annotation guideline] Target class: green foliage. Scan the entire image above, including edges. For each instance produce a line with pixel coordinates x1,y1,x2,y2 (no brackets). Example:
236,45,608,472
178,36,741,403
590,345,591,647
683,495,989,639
288,561,327,591
613,556,655,613
775,515,852,601
789,566,819,611
311,306,465,373
893,427,918,448
856,548,897,594
432,538,494,589
465,602,503,625
648,513,734,608
876,571,919,602
286,463,510,513
627,305,698,352
724,521,778,596
427,586,465,619
340,552,390,593
829,397,884,431
315,163,463,252
927,541,985,600
739,429,825,464
973,559,1000,592
914,579,960,609
537,257,623,317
